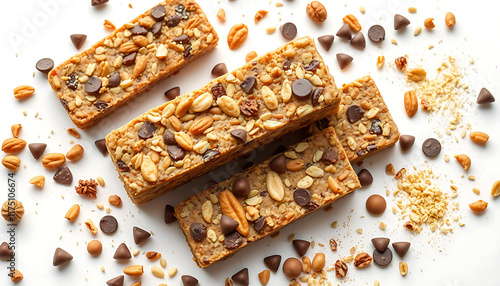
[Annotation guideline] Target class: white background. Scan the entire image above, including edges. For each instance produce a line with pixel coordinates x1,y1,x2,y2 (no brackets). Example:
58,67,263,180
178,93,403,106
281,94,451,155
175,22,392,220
1,0,500,285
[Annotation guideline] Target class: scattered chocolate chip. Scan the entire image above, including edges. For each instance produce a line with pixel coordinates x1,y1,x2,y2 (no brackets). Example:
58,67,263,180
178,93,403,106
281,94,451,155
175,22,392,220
357,169,373,187
232,177,250,197
293,188,311,206
100,215,118,234
138,122,156,139
336,53,353,70
91,0,108,6
173,34,190,44
211,63,228,77
282,58,291,70
163,87,180,101
123,52,137,66
371,237,390,252
70,34,87,49
133,226,151,244
230,129,247,144
240,76,257,94
28,143,47,160
203,149,220,162
321,150,338,164
253,216,267,233
280,22,297,39
85,76,102,95
224,231,243,249
304,60,320,72
53,166,73,185
373,248,392,267
94,101,108,111
346,105,364,123
163,130,176,145
0,242,14,260
106,275,124,286
318,35,334,51
292,78,312,98
167,145,186,161
366,194,386,216
181,275,199,286
232,268,249,286
113,243,131,260
151,22,163,37
477,88,495,104
292,239,310,256
117,161,129,172
36,58,54,74
53,247,73,266
350,32,366,49
166,14,181,27
369,119,382,135
269,154,286,174
240,97,260,116
422,138,441,157
311,87,324,107
399,135,415,151
211,82,227,99
392,242,411,258
220,215,239,235
190,223,207,242
164,204,177,224
150,5,166,21
394,14,410,30
264,255,282,272
336,23,352,40
283,257,302,278
130,24,148,36
175,4,189,19
108,71,121,88
368,25,386,42
65,73,78,90
183,45,192,60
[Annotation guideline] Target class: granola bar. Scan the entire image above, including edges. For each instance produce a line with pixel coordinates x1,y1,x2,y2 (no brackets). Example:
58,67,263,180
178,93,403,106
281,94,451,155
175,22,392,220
174,127,360,267
47,0,219,129
105,36,341,204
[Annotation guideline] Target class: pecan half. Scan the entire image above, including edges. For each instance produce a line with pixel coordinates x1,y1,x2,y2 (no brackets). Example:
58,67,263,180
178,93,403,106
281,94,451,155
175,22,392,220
219,190,249,236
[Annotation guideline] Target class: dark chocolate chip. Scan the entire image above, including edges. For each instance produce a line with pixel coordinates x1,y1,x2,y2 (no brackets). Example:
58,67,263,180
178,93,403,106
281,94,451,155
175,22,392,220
70,34,87,50
240,97,259,116
318,35,334,51
53,247,73,266
183,45,192,60
369,119,382,135
164,204,177,224
28,143,47,160
232,177,250,197
253,216,267,233
181,275,199,286
346,105,364,123
0,242,14,261
371,237,390,252
269,154,286,174
53,166,72,185
373,248,392,267
175,4,189,19
264,255,282,272
292,239,310,256
394,14,410,30
123,52,137,66
36,58,54,74
282,58,291,70
163,130,176,145
477,88,495,104
392,242,411,258
108,71,121,88
151,22,163,37
94,101,108,111
167,145,186,161
240,76,257,94
368,25,386,42
336,23,352,40
150,5,166,21
357,169,373,187
292,78,312,98
221,215,239,235
399,135,415,151
173,34,190,44
422,138,441,157
321,150,338,164
164,87,180,101
106,275,124,286
130,24,148,36
203,149,220,162
85,76,102,95
304,60,320,72
311,87,324,107
211,63,228,77
190,223,207,242
336,53,353,70
166,14,181,27
100,215,118,234
230,129,247,144
350,32,366,49
113,243,131,260
91,0,108,6
293,188,311,206
65,73,78,90
138,121,156,139
211,82,227,99
224,231,243,250
232,268,249,286
117,161,129,172
133,226,151,244
280,22,297,39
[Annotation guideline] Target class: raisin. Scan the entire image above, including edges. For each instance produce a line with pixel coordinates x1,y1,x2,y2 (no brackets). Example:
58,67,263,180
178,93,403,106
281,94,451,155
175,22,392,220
203,149,220,162
94,101,108,111
117,161,130,172
183,45,192,60
211,82,226,99
66,73,78,90
304,60,319,72
369,119,382,135
60,99,69,111
175,4,189,19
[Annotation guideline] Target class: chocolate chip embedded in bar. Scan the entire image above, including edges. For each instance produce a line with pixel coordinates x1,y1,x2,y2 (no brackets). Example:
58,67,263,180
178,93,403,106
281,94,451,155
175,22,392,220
47,0,219,129
174,127,360,268
105,36,341,204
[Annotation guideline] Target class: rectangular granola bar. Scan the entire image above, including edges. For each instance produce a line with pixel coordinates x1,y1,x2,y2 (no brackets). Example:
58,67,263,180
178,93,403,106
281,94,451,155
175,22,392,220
47,0,219,129
105,36,341,204
174,127,360,267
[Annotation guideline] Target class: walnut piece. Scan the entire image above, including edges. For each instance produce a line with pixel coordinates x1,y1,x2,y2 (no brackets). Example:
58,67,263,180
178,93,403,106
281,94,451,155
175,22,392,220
75,179,98,198
306,1,327,23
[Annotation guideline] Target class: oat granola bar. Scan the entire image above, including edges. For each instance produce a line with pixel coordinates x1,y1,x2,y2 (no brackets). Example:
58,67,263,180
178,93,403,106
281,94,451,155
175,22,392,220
47,0,219,129
105,36,341,204
314,75,400,162
174,127,360,267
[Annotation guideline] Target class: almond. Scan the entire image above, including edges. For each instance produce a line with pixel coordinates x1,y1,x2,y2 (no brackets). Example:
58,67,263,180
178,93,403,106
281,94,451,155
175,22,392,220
219,190,249,236
66,144,84,161
404,90,418,117
13,85,35,100
2,138,27,153
190,116,214,135
42,153,66,169
2,155,20,171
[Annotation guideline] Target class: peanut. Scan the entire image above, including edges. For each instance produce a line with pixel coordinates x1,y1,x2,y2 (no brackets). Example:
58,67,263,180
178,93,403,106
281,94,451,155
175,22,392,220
65,204,80,222
11,124,22,138
445,12,456,27
123,265,143,276
258,269,270,285
108,195,122,207
217,8,226,21
254,10,268,23
404,90,418,117
454,154,471,170
491,180,500,197
66,144,84,161
406,68,427,82
312,253,326,272
424,18,435,29
469,200,487,212
29,175,45,188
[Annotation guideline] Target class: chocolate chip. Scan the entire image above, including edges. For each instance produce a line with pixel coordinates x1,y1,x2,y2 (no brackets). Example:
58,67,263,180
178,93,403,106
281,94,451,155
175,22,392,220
321,150,338,164
164,204,177,224
211,82,226,99
293,188,311,206
269,154,286,174
350,32,366,49
167,145,186,161
369,119,382,135
336,53,353,70
336,23,352,40
264,255,282,272
283,257,303,278
85,76,102,95
220,215,239,235
0,242,14,261
106,275,124,286
133,226,151,244
53,166,72,185
311,87,324,107
36,58,54,74
183,45,192,60
113,243,131,260
282,58,291,70
190,223,207,242
318,35,334,51
93,139,107,156
94,101,108,111
203,149,220,162
253,216,267,233
181,275,199,286
100,215,118,234
292,78,312,98
150,5,166,21
240,97,259,116
371,237,390,252
477,88,495,104
151,22,163,37
175,4,189,19
304,60,320,72
166,14,181,27
91,0,108,6
232,177,250,197
65,73,78,90
399,135,415,151
368,25,385,42
392,242,411,258
70,34,87,49
53,247,73,266
357,169,373,187
366,194,386,216
163,130,176,145
108,71,121,88
224,231,243,249
367,144,378,153
211,63,228,77
240,76,257,94
138,121,156,139
280,22,297,39
230,129,247,144
28,143,47,160
373,248,392,267
130,24,148,36
422,138,441,157
394,14,410,30
346,105,364,123
292,239,310,256
123,52,137,66
117,161,129,172
232,268,249,286
173,34,190,44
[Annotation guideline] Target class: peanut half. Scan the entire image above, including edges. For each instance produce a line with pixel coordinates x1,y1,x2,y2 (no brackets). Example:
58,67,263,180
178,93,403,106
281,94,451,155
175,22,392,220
469,200,487,212
404,90,418,117
65,204,80,222
445,12,456,27
491,180,500,197
454,154,471,170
